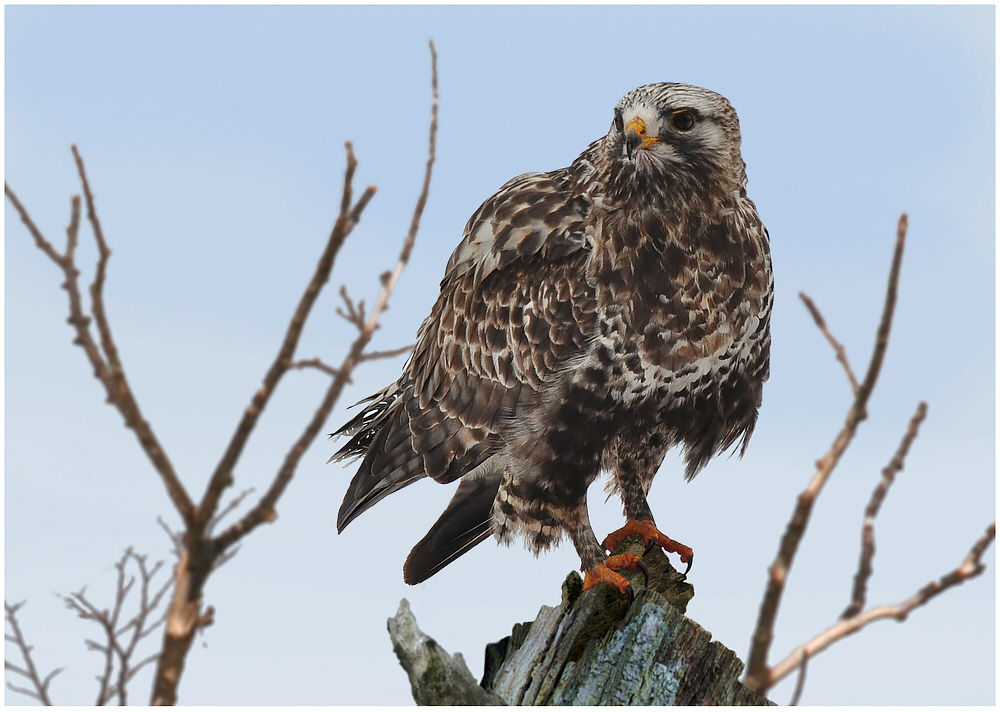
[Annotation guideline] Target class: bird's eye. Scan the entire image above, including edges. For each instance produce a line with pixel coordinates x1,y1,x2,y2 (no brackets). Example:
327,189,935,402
670,111,696,132
614,110,624,133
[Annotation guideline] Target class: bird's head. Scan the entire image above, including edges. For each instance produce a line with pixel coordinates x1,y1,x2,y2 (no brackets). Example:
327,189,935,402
604,83,748,208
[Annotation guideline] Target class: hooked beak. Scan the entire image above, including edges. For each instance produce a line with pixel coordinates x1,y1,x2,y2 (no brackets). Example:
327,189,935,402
625,117,659,160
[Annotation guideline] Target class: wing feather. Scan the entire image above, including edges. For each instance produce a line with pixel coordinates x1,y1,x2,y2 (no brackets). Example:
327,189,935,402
336,167,595,547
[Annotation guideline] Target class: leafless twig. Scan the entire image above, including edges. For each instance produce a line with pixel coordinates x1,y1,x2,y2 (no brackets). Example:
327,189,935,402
7,41,440,706
743,215,994,702
290,357,344,379
744,214,909,693
788,650,808,706
359,344,414,362
156,516,184,562
5,168,194,525
5,601,64,705
336,285,367,329
291,345,411,380
211,38,438,559
62,548,173,705
843,401,927,619
799,291,859,393
766,524,995,690
207,488,257,536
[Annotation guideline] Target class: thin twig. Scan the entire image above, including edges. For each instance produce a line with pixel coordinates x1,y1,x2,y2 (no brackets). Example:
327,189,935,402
5,155,196,526
290,358,344,379
363,39,439,338
766,523,995,690
156,516,184,562
212,39,439,557
197,141,375,533
4,600,64,705
843,402,927,619
788,650,808,706
151,44,439,706
359,344,414,362
336,285,366,329
59,549,172,705
799,292,859,394
206,488,256,535
744,214,909,695
196,142,377,534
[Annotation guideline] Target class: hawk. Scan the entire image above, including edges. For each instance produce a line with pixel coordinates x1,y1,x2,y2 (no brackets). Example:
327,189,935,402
333,83,772,596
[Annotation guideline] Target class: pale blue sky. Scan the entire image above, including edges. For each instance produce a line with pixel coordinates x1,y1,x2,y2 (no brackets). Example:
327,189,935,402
5,4,995,705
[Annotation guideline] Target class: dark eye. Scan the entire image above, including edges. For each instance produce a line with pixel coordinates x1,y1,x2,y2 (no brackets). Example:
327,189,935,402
670,111,696,132
614,110,624,133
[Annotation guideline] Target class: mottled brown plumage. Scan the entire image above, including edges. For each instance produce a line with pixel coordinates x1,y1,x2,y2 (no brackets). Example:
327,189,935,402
333,83,772,592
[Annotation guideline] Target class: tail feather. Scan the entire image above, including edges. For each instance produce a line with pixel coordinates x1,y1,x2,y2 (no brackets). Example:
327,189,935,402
336,393,427,532
330,383,401,464
403,459,501,584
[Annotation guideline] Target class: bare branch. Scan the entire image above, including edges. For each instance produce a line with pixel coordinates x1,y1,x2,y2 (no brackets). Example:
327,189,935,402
359,344,414,363
336,285,366,329
290,357,344,379
196,141,378,534
766,523,995,690
788,650,808,706
6,153,196,526
150,45,439,704
361,39,438,341
4,183,69,266
291,347,409,378
744,214,909,694
156,516,184,562
843,402,927,619
799,291,859,393
57,549,172,705
207,487,256,535
4,600,63,705
211,39,439,558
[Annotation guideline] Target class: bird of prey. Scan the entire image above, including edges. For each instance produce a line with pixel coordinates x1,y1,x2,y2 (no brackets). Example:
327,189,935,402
333,82,772,596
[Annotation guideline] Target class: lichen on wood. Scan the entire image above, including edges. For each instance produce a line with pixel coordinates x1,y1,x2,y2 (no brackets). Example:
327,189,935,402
387,536,772,705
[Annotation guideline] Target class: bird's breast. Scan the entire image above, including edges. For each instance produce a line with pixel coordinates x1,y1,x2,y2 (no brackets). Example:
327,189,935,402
585,212,771,407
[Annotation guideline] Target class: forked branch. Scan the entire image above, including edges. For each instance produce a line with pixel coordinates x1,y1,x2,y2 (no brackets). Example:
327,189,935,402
767,523,995,691
6,40,440,707
744,214,909,692
843,401,927,619
62,548,173,705
212,40,438,557
196,140,378,533
5,601,64,705
5,166,194,525
742,214,995,702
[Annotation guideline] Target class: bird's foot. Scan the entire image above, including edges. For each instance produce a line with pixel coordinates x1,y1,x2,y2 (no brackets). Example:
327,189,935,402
582,553,649,601
602,519,694,574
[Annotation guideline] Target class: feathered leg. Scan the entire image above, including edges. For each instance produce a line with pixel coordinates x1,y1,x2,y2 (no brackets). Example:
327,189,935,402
603,433,694,573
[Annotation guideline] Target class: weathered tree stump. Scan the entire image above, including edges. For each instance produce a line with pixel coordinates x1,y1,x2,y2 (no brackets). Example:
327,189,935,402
387,536,773,706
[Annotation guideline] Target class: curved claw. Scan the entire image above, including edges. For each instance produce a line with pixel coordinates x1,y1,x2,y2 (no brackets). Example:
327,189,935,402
604,519,694,575
643,536,657,557
683,552,694,576
636,557,650,586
